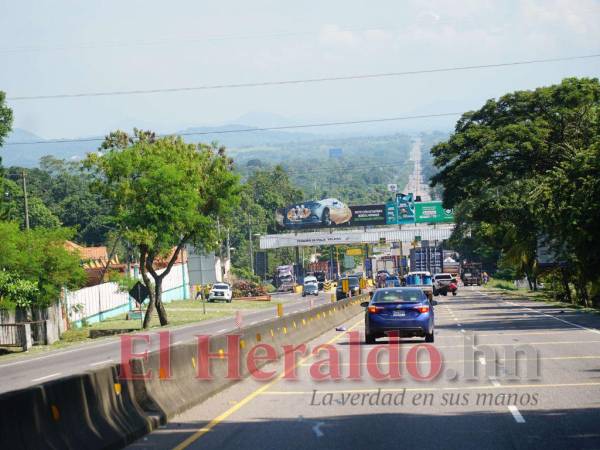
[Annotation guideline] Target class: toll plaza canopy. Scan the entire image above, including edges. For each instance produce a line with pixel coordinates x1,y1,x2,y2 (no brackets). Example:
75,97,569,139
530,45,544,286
259,225,454,249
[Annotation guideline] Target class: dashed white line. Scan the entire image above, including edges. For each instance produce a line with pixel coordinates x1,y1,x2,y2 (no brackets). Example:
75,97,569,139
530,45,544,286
508,405,526,423
216,328,227,333
32,372,61,382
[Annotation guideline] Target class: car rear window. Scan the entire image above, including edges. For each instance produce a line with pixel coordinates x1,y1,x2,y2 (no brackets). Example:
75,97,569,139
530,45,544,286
373,290,423,303
436,274,452,280
214,284,229,289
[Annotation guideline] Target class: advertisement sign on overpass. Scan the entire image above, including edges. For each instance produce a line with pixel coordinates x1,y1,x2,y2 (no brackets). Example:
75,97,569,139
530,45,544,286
414,202,454,223
276,194,452,229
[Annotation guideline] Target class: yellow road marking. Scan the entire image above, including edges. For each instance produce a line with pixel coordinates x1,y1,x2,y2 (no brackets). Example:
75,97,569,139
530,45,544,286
262,381,600,395
172,319,363,450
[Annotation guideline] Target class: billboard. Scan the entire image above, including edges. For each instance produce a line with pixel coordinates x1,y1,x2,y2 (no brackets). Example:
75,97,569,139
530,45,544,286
414,202,454,223
276,198,385,229
396,193,416,224
275,195,452,230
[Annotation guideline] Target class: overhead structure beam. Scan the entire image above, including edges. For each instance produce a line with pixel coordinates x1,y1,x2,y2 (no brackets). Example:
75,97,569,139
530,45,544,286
259,226,454,249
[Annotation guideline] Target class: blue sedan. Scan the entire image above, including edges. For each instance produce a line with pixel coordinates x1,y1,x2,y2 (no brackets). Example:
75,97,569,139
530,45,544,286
361,287,435,344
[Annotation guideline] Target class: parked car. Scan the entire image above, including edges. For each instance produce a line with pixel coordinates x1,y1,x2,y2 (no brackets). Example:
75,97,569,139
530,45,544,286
207,283,232,303
361,287,436,344
336,276,361,300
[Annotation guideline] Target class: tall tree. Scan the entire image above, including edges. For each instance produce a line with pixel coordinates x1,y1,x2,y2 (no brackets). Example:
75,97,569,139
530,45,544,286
86,131,240,328
0,90,13,170
431,77,600,299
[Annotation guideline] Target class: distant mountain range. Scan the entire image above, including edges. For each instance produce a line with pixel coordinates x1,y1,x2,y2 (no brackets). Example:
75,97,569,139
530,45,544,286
1,110,454,167
1,123,317,168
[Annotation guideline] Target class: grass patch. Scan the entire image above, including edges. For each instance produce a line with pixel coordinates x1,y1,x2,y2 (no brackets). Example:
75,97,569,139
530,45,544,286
0,297,282,360
485,278,522,291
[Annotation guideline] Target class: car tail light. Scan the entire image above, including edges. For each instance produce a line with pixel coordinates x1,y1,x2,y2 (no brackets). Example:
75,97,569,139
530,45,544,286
415,305,430,314
368,306,383,314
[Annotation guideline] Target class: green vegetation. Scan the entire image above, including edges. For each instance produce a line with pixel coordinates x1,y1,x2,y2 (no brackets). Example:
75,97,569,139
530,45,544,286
85,130,241,328
431,77,600,307
0,221,85,312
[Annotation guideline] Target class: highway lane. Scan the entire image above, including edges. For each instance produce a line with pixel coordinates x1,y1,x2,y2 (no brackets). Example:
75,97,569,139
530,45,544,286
0,291,333,394
128,287,600,450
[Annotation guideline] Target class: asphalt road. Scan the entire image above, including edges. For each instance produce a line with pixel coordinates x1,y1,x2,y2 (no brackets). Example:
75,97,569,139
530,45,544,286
127,287,600,450
0,291,332,394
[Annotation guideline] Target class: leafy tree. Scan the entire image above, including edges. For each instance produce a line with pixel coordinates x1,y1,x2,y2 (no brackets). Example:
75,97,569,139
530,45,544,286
431,77,600,301
0,271,39,309
228,165,302,273
5,159,115,243
86,131,240,328
0,221,85,312
0,90,13,167
0,177,61,228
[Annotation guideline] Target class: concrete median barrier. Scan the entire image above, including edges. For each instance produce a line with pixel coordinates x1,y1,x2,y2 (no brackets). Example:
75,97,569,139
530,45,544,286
0,295,367,449
0,364,151,450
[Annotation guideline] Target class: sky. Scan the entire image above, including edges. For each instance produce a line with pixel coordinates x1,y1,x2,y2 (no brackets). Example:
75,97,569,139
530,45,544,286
1,0,600,139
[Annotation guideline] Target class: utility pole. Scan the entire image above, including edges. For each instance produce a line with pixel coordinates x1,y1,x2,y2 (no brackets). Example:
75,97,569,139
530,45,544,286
21,170,30,230
248,214,254,275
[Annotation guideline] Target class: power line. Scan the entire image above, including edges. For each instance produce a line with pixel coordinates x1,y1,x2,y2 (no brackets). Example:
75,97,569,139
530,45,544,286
7,53,600,101
4,112,461,146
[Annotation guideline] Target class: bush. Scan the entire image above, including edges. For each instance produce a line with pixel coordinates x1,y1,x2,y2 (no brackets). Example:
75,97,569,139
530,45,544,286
262,283,276,293
232,280,268,298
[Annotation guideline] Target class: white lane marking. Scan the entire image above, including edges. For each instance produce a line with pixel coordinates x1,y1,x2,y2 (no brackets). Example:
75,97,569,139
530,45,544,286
508,405,526,423
173,341,182,345
479,357,486,366
32,372,61,382
216,328,227,333
312,421,325,438
90,359,113,366
0,340,117,368
506,301,600,335
461,329,466,333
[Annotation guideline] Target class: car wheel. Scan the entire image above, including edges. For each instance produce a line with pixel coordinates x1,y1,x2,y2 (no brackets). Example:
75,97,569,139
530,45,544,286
425,332,434,343
452,291,457,296
366,333,376,344
322,208,331,226
433,288,438,296
442,291,448,296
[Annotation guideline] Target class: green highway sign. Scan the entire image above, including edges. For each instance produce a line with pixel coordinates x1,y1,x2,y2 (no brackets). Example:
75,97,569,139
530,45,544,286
414,202,454,223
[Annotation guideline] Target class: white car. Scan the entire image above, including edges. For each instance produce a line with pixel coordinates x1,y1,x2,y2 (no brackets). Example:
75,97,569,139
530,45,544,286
207,283,233,303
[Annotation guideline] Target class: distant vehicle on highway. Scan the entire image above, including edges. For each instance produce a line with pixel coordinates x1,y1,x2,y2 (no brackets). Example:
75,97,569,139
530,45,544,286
405,271,434,299
207,283,232,303
433,273,456,296
280,198,352,228
302,279,319,297
336,276,361,300
385,274,401,287
461,262,483,286
361,287,436,344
